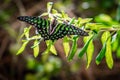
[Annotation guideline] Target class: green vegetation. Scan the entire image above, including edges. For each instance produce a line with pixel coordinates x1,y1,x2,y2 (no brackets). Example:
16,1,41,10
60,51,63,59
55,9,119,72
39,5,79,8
17,2,120,69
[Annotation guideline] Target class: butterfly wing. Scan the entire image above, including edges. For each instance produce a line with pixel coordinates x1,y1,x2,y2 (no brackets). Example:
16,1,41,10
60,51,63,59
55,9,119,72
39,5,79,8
50,23,69,41
67,25,89,36
17,16,88,41
17,16,50,40
35,18,50,40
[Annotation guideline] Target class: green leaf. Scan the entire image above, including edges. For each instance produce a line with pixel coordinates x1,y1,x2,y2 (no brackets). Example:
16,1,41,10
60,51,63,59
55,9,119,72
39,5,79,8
112,39,118,52
43,40,56,55
31,38,42,48
33,40,39,57
52,9,58,14
67,36,78,61
96,31,108,64
116,4,120,21
85,23,101,32
50,44,57,55
61,11,70,20
84,35,94,68
116,47,120,58
69,18,75,24
95,14,112,26
112,34,118,52
47,2,53,13
16,41,29,55
98,31,113,69
78,35,94,58
63,37,70,57
96,42,106,65
105,32,113,69
80,18,93,24
101,31,108,43
39,12,48,17
20,26,31,39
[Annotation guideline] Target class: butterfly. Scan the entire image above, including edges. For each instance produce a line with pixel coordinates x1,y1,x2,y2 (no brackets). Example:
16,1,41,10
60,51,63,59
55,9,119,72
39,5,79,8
17,16,88,41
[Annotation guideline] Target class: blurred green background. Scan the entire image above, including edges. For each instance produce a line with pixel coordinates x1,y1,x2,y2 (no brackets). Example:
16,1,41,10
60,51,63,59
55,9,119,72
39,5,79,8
0,0,120,80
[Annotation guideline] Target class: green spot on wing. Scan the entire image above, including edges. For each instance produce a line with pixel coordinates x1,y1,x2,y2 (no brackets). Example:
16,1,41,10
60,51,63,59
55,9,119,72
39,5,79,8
70,28,72,31
34,20,37,23
37,25,40,28
73,30,76,32
42,19,45,26
66,27,69,31
38,20,41,23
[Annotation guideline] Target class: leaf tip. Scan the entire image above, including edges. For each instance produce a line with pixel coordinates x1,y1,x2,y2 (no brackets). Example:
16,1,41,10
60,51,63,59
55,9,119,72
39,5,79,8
96,60,100,65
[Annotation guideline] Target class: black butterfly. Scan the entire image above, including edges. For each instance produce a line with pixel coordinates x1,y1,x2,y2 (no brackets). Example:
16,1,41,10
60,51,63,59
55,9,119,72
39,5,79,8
17,16,88,41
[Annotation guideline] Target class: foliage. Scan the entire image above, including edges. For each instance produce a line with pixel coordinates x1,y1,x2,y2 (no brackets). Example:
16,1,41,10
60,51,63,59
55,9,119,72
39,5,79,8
25,56,62,80
17,2,120,69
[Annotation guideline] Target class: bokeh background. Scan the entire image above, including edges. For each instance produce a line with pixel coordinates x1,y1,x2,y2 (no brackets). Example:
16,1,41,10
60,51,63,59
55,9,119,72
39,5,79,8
0,0,120,80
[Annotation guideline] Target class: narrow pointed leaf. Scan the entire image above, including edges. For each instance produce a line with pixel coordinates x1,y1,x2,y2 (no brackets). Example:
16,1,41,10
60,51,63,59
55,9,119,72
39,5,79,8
84,35,94,68
61,11,69,19
47,2,53,13
63,37,70,57
105,32,113,69
68,36,78,61
43,40,56,55
50,44,57,55
112,39,118,52
96,31,108,65
33,40,39,57
101,31,108,43
96,42,106,65
43,41,52,55
112,33,118,51
117,47,120,58
86,40,94,68
78,35,94,58
80,18,93,24
16,41,29,55
52,9,58,14
98,31,113,69
20,26,32,39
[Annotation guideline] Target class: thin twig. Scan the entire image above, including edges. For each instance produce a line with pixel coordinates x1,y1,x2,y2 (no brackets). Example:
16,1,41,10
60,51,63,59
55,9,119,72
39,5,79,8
14,0,26,35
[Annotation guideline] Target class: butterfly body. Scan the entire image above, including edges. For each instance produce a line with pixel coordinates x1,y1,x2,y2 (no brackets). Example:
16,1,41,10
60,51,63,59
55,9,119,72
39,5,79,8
17,16,88,41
